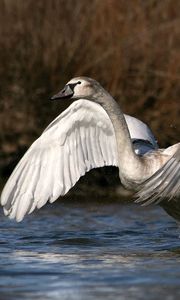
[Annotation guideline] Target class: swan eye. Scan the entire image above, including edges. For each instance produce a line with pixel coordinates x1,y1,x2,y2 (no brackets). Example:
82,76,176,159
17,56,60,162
77,81,81,84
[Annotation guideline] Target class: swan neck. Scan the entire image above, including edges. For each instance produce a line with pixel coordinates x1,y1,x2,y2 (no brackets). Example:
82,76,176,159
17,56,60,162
100,92,135,154
99,92,143,186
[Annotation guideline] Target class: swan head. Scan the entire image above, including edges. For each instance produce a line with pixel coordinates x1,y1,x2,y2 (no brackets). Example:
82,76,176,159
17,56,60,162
51,77,105,102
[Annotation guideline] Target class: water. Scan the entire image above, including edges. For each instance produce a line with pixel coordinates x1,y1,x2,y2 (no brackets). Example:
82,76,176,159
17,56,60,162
0,200,180,300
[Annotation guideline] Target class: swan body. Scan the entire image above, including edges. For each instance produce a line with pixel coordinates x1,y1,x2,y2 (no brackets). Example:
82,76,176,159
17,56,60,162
1,77,179,221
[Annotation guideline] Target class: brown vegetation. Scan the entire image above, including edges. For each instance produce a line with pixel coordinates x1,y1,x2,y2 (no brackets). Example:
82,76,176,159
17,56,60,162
0,0,179,181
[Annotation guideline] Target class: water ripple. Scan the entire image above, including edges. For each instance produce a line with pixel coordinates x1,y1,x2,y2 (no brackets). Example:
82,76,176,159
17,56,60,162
0,201,180,299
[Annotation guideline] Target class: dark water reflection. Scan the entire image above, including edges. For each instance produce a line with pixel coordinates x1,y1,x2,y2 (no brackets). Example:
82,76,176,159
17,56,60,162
0,200,180,300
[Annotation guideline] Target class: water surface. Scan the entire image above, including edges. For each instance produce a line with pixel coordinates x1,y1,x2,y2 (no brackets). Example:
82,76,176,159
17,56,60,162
0,200,180,300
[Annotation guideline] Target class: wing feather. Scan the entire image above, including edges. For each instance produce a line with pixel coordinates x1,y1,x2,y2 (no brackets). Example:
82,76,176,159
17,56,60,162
135,144,180,206
1,99,157,221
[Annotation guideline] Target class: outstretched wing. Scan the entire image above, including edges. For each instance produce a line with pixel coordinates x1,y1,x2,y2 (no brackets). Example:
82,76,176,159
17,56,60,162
124,114,158,152
1,99,157,221
135,144,180,206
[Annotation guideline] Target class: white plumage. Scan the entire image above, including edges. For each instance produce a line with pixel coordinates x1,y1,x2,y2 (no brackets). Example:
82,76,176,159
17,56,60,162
1,99,156,222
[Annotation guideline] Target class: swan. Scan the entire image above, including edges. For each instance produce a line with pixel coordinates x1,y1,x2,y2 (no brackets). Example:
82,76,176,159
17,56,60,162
1,77,179,222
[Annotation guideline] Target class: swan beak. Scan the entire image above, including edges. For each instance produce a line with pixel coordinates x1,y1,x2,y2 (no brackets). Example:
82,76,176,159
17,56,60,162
50,84,74,100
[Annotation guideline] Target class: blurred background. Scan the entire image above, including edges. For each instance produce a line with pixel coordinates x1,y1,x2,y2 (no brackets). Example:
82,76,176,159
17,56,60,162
0,0,179,194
